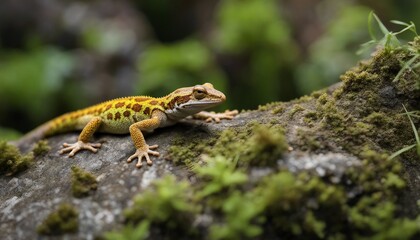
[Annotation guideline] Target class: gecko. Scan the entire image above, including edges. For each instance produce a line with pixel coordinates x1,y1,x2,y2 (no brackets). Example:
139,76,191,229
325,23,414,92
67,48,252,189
17,83,238,168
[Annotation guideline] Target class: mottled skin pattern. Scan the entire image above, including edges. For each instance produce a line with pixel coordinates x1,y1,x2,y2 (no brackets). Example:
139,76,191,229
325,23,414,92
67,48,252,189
19,83,237,168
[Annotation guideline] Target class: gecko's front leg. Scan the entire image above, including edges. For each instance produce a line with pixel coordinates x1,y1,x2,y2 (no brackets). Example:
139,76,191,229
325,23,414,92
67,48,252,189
59,117,102,157
127,111,165,168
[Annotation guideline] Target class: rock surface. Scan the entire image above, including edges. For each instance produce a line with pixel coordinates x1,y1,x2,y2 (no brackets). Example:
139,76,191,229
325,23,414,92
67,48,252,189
0,118,239,239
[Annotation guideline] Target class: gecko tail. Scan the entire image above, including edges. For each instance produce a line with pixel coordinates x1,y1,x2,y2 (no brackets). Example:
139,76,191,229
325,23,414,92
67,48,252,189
10,122,52,153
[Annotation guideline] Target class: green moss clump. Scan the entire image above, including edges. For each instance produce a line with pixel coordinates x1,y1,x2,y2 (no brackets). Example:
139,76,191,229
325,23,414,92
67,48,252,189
209,124,288,168
317,100,346,132
255,171,346,238
288,104,305,118
316,92,329,105
169,123,288,169
71,166,98,198
37,203,79,235
124,175,198,236
0,140,33,176
303,111,319,127
347,121,374,137
32,140,51,157
296,128,322,151
168,136,215,168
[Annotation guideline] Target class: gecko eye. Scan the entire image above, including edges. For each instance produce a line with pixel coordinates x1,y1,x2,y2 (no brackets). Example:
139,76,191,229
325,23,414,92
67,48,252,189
193,86,207,100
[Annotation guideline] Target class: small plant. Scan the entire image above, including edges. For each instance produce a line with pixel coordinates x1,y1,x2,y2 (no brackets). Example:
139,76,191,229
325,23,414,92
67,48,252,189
209,191,263,240
194,155,248,198
104,221,150,240
124,175,197,228
358,12,418,54
358,12,420,87
389,104,420,159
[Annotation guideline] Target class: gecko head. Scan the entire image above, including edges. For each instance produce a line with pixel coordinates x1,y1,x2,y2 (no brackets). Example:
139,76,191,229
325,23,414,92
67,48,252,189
165,83,226,117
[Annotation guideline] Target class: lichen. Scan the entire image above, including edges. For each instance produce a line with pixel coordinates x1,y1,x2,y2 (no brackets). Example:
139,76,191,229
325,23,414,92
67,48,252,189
37,203,79,235
71,166,98,198
0,140,33,176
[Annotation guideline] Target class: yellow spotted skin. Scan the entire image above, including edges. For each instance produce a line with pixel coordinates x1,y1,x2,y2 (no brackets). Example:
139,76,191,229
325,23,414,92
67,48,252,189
19,83,238,168
46,96,165,136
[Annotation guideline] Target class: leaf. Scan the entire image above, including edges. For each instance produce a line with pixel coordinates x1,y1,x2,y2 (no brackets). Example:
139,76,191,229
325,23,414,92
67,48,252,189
388,144,416,160
372,12,390,35
391,20,418,35
393,55,419,82
403,104,420,144
367,12,377,41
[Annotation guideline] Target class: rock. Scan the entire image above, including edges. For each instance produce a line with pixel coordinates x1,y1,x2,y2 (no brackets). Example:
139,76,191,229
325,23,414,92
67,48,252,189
1,41,420,239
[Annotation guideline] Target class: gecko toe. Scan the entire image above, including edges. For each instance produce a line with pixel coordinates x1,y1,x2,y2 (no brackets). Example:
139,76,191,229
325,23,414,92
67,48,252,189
148,150,160,156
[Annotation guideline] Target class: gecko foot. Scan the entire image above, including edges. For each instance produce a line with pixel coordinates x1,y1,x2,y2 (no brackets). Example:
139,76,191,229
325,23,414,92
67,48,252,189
127,144,160,168
194,109,239,123
60,141,102,157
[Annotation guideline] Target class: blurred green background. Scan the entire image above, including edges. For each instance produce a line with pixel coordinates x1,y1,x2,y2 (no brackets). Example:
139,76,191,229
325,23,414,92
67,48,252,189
0,0,419,140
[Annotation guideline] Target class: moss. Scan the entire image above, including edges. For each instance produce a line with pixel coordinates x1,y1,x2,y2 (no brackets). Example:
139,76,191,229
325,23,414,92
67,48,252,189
124,175,198,236
349,196,419,240
71,166,98,198
347,122,374,136
295,95,312,103
272,105,285,115
257,102,286,115
318,101,346,132
316,92,329,105
253,171,347,238
32,140,51,157
169,122,288,169
0,140,33,176
37,203,79,235
168,136,215,168
208,123,288,168
347,147,406,194
288,104,305,118
303,111,319,127
340,70,379,93
296,128,322,151
364,111,389,126
310,89,327,99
